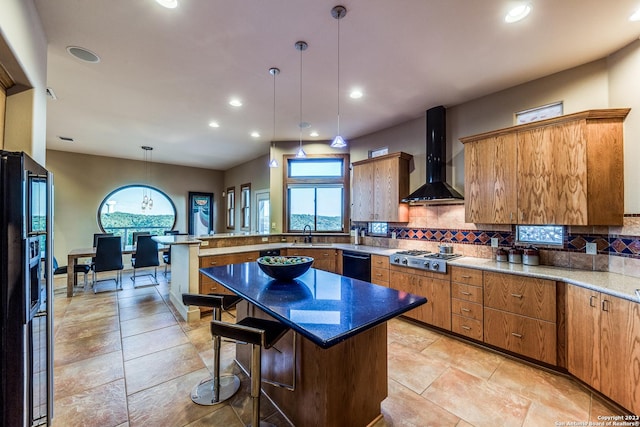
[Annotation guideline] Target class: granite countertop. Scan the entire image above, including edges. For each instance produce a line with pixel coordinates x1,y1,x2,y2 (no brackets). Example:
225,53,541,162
200,263,426,348
449,257,640,303
199,243,396,257
197,241,640,304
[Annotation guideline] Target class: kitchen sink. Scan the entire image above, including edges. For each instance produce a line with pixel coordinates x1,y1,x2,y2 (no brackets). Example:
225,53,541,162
290,243,333,247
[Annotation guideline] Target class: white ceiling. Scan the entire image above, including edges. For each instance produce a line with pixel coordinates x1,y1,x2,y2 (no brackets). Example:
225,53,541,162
35,0,640,170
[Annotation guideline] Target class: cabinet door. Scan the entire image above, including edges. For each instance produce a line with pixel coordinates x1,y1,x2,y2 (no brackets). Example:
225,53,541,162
373,157,398,221
600,294,640,413
464,134,517,224
352,163,374,221
517,122,588,224
483,272,556,322
566,285,601,388
427,277,452,331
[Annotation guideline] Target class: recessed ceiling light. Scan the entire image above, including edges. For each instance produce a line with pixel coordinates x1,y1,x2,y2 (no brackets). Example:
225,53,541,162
229,99,242,107
66,46,100,63
155,0,178,9
505,4,531,23
251,131,260,138
310,131,319,137
208,121,220,128
349,89,363,99
630,9,640,21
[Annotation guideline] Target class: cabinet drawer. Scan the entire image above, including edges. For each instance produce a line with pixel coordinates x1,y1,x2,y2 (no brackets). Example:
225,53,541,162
452,299,483,321
484,272,556,322
371,255,390,269
484,307,557,365
371,267,389,284
451,282,482,304
452,314,483,341
451,267,483,287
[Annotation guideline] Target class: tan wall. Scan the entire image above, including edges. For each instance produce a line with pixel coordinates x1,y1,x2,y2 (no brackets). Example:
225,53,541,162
0,0,48,164
607,39,640,214
46,150,224,262
223,154,270,233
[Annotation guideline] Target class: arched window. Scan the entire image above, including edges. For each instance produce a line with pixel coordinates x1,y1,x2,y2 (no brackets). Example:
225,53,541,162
97,185,177,245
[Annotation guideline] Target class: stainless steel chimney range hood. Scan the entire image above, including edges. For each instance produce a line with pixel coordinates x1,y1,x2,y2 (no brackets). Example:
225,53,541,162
401,106,464,204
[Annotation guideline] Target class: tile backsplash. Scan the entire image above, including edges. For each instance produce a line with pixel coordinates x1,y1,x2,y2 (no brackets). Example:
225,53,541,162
354,204,640,278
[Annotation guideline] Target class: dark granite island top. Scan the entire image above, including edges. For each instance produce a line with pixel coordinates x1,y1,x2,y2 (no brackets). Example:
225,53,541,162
199,263,427,426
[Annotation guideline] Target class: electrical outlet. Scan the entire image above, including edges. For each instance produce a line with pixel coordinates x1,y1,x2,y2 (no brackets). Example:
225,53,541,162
491,238,499,248
586,242,597,255
261,237,268,242
200,240,209,246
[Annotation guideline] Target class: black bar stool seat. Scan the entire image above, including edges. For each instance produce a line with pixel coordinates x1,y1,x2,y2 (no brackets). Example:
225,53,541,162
211,317,289,427
181,293,243,405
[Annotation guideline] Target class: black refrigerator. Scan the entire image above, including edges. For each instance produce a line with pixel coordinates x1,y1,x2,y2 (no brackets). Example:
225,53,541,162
0,151,53,426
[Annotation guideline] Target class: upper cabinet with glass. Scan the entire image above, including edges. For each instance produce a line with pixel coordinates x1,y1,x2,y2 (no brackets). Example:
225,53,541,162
461,109,629,225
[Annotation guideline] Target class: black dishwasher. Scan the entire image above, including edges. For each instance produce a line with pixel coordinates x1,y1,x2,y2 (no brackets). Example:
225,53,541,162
342,251,371,282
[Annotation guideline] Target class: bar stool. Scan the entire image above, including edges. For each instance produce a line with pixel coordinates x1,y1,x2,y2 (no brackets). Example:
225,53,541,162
211,317,290,427
181,293,243,405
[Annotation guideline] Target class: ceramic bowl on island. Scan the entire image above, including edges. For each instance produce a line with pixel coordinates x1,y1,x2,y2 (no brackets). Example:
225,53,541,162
256,256,314,281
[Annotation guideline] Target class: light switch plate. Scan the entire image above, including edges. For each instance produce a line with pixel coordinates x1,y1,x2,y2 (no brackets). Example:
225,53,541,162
586,242,597,255
491,237,499,248
200,240,209,246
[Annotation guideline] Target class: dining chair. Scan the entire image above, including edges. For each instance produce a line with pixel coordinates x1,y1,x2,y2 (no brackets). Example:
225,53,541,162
92,232,113,248
131,235,160,287
132,231,151,246
91,236,124,292
53,256,91,289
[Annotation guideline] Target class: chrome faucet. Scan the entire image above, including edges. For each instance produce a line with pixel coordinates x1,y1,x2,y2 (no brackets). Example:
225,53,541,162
302,225,312,244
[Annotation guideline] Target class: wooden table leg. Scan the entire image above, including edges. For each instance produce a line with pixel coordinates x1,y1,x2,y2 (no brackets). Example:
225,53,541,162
66,254,77,297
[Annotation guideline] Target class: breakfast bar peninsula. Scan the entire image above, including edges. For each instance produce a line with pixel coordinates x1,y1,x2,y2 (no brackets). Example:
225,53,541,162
200,263,427,427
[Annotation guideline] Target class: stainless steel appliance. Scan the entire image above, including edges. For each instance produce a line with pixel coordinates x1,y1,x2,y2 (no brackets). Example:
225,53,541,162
0,151,53,427
389,249,462,273
342,251,371,282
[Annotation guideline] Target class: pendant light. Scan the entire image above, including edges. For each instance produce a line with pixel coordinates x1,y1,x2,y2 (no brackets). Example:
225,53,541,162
330,5,348,148
295,41,308,158
140,146,154,211
268,67,280,168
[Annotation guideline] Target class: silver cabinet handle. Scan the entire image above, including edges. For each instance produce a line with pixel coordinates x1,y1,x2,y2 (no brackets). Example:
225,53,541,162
461,275,471,279
461,308,470,312
602,299,610,312
511,293,523,299
461,325,471,330
589,295,597,308
511,332,523,338
460,291,471,296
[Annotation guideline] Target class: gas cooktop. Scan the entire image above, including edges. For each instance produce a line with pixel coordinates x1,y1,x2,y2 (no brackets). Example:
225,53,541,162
389,250,462,273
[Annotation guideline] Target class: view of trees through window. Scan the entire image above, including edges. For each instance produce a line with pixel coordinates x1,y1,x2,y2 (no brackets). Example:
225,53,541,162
98,185,176,245
286,156,347,232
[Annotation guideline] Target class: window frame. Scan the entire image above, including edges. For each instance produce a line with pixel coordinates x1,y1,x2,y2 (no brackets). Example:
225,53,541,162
282,154,350,233
226,186,235,229
240,183,251,230
96,184,177,245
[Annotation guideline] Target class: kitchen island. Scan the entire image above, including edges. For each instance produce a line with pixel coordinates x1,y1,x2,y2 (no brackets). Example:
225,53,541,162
200,263,427,426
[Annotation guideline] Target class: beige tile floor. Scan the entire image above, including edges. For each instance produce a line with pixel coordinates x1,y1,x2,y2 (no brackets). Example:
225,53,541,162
51,271,625,427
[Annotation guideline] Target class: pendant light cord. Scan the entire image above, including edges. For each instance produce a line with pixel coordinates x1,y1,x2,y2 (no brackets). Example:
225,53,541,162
336,13,341,135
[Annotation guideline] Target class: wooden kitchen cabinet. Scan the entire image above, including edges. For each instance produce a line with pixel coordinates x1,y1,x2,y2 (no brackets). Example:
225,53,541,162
460,109,629,225
285,248,337,273
198,251,258,313
370,255,390,286
351,152,411,222
450,266,484,341
483,271,557,364
567,285,640,414
463,133,517,224
389,266,451,331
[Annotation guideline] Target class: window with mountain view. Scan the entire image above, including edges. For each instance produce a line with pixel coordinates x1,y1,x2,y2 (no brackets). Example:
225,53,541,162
284,155,349,232
98,185,176,245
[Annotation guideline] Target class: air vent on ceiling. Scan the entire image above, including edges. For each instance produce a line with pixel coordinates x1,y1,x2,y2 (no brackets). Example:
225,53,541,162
58,136,74,142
